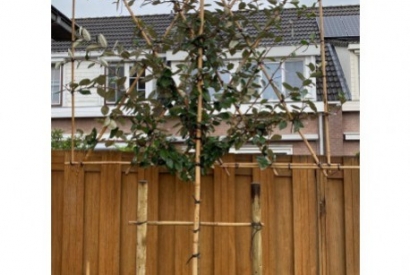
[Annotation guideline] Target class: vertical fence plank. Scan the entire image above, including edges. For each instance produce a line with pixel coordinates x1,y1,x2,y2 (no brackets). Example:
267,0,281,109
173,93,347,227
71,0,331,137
317,162,328,275
200,174,215,275
352,158,360,275
274,165,294,274
213,159,224,275
146,166,159,275
326,157,346,275
343,157,355,275
157,173,176,274
52,168,64,275
292,156,319,275
174,176,192,275
235,174,252,275
83,171,101,275
98,152,122,275
61,152,85,275
343,157,360,275
119,169,139,275
223,155,237,275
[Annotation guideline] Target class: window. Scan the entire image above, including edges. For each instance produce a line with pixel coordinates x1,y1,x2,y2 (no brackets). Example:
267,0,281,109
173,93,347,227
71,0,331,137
260,60,304,100
208,68,231,100
51,64,62,106
106,63,147,104
348,43,360,100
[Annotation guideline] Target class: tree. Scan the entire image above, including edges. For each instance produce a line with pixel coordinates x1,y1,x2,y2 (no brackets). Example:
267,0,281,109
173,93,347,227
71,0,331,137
58,0,325,273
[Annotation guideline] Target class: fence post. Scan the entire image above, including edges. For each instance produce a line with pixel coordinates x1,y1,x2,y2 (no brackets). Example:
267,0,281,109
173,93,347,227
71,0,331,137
251,182,263,275
137,180,148,275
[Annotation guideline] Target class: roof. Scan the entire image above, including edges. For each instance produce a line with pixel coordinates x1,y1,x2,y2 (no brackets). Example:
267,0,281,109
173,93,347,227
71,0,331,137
51,4,359,101
51,5,78,41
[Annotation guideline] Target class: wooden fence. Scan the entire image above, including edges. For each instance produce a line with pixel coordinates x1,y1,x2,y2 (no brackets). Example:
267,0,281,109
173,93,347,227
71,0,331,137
52,151,359,275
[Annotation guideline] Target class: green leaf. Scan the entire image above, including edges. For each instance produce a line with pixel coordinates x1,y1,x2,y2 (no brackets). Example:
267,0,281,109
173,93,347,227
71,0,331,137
81,28,91,41
79,89,91,95
306,100,317,112
296,72,305,81
101,105,109,115
98,34,108,48
256,156,270,170
279,120,287,130
271,134,282,141
79,78,91,86
105,140,115,147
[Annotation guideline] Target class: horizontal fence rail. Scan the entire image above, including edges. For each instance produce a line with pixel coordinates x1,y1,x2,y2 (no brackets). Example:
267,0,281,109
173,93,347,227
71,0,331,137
52,151,359,275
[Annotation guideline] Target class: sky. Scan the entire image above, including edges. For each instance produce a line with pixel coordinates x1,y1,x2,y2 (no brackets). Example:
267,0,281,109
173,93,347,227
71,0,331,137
52,0,360,18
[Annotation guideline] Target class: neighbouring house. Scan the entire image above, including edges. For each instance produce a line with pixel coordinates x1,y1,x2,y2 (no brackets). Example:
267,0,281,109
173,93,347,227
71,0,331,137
51,4,359,156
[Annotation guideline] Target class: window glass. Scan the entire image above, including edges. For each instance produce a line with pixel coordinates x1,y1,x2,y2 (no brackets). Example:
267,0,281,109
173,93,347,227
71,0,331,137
209,69,230,100
262,63,281,100
107,66,125,103
129,68,146,99
284,60,304,95
51,65,61,105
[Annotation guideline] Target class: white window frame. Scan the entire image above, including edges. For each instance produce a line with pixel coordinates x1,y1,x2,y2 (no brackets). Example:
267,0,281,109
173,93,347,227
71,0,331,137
105,62,153,104
348,43,360,101
51,63,63,106
171,57,315,103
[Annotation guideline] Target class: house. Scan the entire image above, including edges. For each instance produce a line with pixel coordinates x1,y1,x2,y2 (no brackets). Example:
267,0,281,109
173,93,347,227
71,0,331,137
51,4,359,156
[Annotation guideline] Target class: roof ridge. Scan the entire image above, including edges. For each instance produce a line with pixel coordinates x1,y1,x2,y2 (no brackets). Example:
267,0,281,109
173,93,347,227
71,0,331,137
74,4,359,20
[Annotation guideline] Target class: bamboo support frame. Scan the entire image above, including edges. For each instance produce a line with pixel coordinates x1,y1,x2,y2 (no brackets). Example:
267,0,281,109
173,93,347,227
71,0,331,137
70,0,76,163
129,221,264,227
137,180,148,275
318,0,331,164
192,1,205,274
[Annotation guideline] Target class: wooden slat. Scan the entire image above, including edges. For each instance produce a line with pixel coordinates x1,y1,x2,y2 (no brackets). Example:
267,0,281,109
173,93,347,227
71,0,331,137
119,169,139,275
83,172,101,275
234,174,252,275
199,174,215,275
260,166,272,275
343,157,360,275
98,152,122,274
146,166,159,275
157,173,176,274
316,161,328,275
213,158,224,275
61,152,85,275
352,158,360,275
52,170,64,275
292,156,319,275
273,164,294,274
326,175,346,275
223,154,236,275
174,176,192,275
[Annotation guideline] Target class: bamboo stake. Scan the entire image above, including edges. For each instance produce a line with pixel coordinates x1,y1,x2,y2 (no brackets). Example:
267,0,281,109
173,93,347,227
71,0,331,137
192,0,205,273
70,0,76,163
64,161,359,170
220,163,359,170
318,0,331,164
129,221,263,227
137,180,148,275
251,182,263,275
